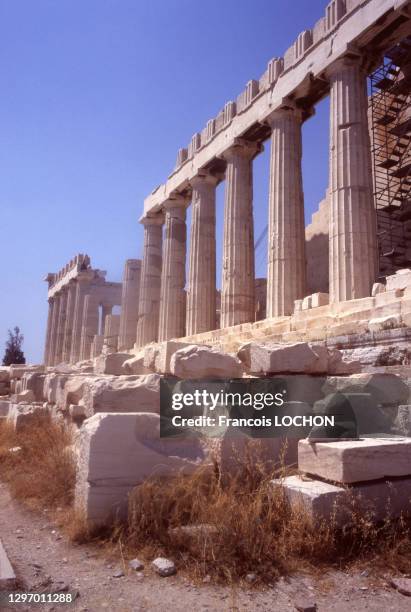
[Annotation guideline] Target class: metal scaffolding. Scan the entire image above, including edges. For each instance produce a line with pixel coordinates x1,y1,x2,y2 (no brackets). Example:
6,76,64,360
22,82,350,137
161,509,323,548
369,36,411,276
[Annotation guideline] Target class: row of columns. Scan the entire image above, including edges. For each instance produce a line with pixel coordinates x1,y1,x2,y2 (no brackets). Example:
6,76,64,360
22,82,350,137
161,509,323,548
44,274,93,366
44,274,124,366
135,56,377,347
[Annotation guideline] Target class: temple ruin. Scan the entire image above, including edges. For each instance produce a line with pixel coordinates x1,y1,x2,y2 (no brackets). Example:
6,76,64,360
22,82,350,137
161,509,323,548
0,0,403,528
43,0,411,363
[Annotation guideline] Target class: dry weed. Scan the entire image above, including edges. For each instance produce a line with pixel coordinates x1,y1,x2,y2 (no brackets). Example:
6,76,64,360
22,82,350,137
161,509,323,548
0,416,75,511
126,442,411,583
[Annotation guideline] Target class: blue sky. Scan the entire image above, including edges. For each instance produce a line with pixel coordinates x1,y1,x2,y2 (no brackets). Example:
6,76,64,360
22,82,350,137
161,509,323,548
0,0,330,363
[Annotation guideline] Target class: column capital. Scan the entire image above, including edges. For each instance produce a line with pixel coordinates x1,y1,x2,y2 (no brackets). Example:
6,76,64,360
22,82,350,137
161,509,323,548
190,170,219,189
139,213,164,227
220,138,263,162
325,53,366,79
163,194,188,211
266,104,304,126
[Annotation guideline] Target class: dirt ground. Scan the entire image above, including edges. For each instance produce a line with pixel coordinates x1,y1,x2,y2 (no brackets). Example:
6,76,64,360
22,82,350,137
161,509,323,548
0,482,410,612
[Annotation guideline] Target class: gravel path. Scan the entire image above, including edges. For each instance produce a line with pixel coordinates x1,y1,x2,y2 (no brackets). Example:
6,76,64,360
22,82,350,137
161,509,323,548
0,482,410,612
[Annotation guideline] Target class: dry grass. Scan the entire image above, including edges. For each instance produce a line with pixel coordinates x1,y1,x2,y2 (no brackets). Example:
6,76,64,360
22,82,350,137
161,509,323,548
125,450,411,584
0,420,410,584
0,416,75,511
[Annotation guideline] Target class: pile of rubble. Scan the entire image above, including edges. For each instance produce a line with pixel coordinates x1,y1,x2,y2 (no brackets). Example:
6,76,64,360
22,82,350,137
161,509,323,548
0,338,409,527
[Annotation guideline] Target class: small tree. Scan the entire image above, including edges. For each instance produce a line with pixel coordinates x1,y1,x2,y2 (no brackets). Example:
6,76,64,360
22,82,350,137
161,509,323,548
3,326,26,366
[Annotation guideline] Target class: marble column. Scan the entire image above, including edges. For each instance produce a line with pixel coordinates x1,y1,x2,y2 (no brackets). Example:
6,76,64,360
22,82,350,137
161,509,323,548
220,139,260,328
136,215,164,347
158,197,187,342
54,288,68,364
101,304,112,335
186,172,218,335
118,259,142,350
62,280,77,363
70,277,91,363
266,107,306,317
328,56,377,303
79,292,100,361
104,313,121,352
49,295,61,366
43,298,55,366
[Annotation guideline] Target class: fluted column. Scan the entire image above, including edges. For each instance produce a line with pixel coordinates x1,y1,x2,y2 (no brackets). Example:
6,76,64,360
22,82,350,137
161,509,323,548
221,139,260,328
118,259,142,350
79,292,100,361
54,288,68,364
266,107,306,317
328,57,377,303
43,298,55,366
70,276,91,363
187,172,218,335
158,198,187,342
136,215,164,347
48,295,61,366
62,280,77,363
101,304,112,335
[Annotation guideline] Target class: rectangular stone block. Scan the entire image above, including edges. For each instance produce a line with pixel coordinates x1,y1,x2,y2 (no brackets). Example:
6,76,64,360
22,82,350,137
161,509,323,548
0,538,16,588
272,474,411,525
298,438,411,484
75,412,211,526
9,364,45,380
81,374,160,417
21,372,46,401
154,341,191,374
386,269,411,292
94,353,131,376
311,292,329,308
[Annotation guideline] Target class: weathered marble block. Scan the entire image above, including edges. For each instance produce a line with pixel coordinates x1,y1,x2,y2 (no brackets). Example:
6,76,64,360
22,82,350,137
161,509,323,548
75,412,211,525
298,438,411,484
272,474,411,525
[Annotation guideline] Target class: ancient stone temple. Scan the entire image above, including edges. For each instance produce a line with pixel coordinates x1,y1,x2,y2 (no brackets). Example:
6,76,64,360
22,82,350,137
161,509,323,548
44,255,118,365
26,0,411,530
133,0,411,350
43,0,411,364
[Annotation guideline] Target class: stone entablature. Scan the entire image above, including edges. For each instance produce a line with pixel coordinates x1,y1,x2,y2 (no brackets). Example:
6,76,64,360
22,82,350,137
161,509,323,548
45,254,100,298
144,0,410,215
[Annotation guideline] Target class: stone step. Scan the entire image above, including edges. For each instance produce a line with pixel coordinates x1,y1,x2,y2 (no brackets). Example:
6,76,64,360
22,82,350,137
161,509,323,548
271,474,411,526
298,438,411,484
0,538,16,588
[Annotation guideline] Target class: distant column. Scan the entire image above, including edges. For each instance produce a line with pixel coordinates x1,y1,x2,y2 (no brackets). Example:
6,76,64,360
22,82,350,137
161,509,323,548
101,304,112,335
220,139,260,328
43,298,55,366
79,292,100,361
70,277,91,363
62,280,77,363
136,215,164,347
328,57,377,302
118,259,142,350
158,197,187,341
48,295,61,366
104,314,121,352
54,288,68,364
186,172,218,335
266,107,306,317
